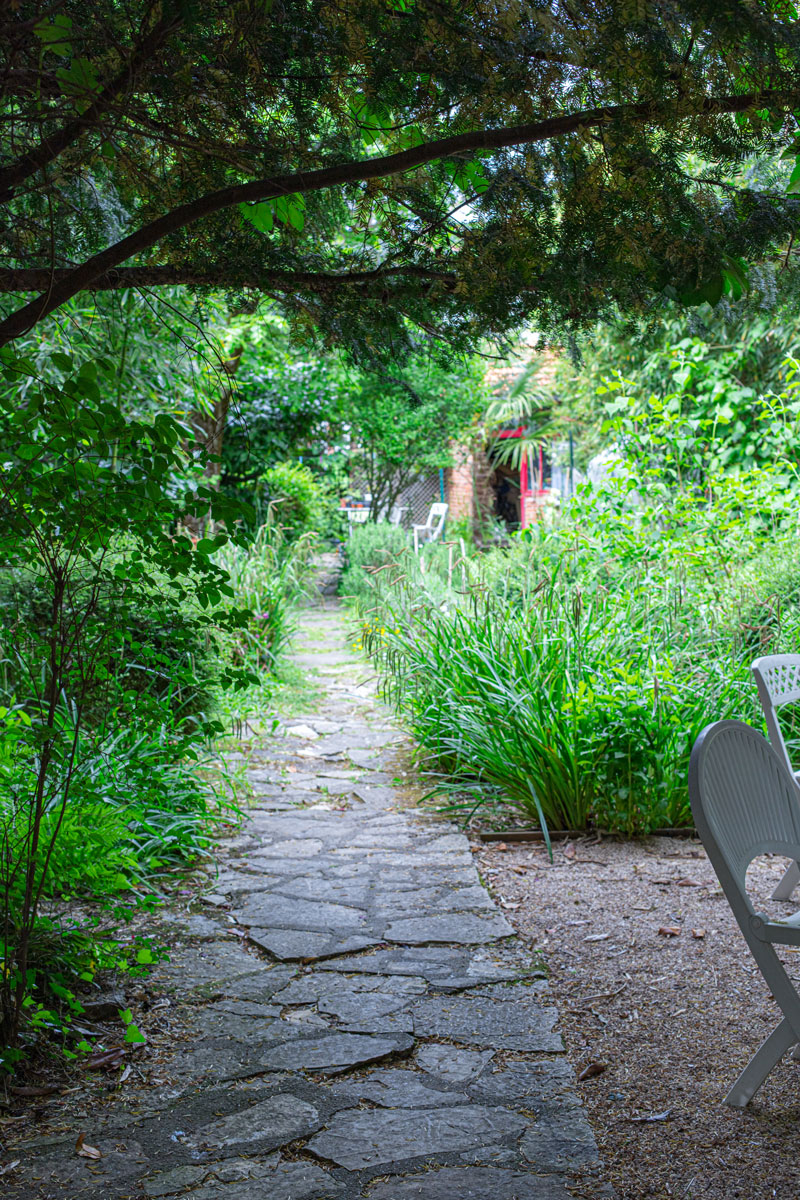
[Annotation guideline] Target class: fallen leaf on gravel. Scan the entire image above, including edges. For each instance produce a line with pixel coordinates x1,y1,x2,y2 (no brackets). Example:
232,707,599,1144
658,926,681,937
500,899,520,910
676,878,704,887
627,1109,672,1123
0,1161,20,1176
75,1134,101,1160
511,866,527,875
494,842,509,852
563,842,576,859
578,1061,607,1081
584,933,610,942
691,928,706,939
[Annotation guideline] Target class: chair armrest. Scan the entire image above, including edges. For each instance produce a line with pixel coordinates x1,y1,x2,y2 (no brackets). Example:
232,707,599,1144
752,912,800,946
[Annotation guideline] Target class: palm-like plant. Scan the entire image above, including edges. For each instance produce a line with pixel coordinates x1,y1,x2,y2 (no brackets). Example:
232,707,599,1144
484,356,558,471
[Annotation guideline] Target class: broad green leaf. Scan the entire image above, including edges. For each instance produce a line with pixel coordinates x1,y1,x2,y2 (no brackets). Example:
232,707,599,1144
34,14,73,56
57,59,101,103
239,201,273,233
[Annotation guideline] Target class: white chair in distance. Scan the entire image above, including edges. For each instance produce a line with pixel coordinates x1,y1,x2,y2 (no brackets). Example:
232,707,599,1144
413,502,448,554
752,655,800,899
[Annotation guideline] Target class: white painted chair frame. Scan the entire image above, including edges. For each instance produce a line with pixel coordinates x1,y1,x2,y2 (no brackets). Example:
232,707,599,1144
689,720,800,1106
412,502,448,554
752,655,800,899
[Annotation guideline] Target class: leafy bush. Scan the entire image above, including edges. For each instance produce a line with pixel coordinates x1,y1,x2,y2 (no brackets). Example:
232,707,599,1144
358,464,795,838
0,345,252,1058
257,461,335,543
339,520,470,608
339,522,411,602
0,562,219,731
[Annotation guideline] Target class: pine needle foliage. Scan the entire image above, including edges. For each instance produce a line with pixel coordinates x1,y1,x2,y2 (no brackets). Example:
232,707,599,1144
2,2,800,350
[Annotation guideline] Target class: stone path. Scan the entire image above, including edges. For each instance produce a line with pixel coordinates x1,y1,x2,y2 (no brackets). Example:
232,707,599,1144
7,603,610,1199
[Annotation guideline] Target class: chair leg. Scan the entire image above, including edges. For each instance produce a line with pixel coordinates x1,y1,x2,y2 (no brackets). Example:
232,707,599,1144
724,1018,797,1107
771,860,800,901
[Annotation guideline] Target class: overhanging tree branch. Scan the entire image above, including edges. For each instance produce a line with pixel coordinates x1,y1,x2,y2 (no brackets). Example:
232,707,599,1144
0,87,795,346
0,264,456,292
0,6,183,202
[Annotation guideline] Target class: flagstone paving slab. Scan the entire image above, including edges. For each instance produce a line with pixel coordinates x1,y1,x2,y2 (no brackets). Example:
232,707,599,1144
248,928,381,961
186,1093,320,1152
2,601,610,1200
259,1030,415,1072
416,1044,496,1084
331,1068,469,1108
365,1166,574,1199
411,993,563,1051
383,912,514,944
306,1103,528,1170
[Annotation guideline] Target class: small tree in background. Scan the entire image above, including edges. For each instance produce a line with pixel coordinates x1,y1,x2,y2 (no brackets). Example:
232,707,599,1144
345,357,483,520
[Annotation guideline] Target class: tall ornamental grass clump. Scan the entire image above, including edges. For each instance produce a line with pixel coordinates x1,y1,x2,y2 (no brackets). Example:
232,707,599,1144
340,521,467,608
216,515,316,674
360,465,797,837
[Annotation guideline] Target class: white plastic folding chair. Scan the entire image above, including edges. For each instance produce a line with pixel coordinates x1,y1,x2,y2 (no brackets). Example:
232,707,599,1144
752,655,800,899
689,719,800,1106
412,502,448,553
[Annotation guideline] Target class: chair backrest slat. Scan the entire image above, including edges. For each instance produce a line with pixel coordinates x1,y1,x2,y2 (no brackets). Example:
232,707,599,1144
751,655,800,777
427,502,448,524
690,721,800,897
753,655,800,707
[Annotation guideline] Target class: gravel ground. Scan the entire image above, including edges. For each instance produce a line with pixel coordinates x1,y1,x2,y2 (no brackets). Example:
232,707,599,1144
475,834,800,1200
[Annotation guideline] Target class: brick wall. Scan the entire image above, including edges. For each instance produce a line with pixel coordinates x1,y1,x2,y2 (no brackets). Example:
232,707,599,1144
445,443,475,523
444,439,498,535
472,444,496,526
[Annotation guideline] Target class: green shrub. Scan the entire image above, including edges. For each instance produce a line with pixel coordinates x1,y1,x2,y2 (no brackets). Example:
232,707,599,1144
0,562,218,731
0,344,253,1058
340,521,468,608
359,465,793,837
257,461,333,543
339,522,411,603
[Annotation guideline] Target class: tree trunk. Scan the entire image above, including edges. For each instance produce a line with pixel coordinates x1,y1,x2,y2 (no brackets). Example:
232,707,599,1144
193,345,243,477
184,346,244,538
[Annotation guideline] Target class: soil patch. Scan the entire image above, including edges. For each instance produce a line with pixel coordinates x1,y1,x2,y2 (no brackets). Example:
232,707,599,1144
476,834,800,1200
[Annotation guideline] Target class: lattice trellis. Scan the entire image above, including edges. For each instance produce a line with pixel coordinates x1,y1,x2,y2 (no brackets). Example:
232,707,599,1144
393,474,443,528
760,657,800,706
348,470,444,528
